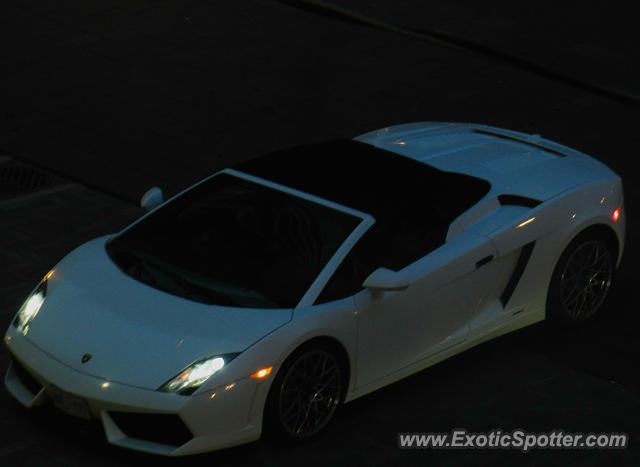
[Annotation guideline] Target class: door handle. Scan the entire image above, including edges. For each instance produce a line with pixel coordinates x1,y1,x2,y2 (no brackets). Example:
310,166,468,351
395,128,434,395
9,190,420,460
475,255,494,269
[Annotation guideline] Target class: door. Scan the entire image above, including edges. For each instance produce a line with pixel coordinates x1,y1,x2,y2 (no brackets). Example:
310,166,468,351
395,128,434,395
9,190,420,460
354,231,499,388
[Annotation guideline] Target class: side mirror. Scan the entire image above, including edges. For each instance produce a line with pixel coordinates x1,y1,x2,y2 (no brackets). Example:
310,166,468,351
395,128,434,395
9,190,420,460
362,267,410,296
140,186,164,211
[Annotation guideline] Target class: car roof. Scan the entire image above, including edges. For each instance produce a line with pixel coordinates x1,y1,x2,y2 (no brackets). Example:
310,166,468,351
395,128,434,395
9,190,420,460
235,139,491,229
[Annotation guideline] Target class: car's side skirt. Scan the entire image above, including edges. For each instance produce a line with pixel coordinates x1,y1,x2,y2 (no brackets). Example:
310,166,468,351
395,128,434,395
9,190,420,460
344,306,544,403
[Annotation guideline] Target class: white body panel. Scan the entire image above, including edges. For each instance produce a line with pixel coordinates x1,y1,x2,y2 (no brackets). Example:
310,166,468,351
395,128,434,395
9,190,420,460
356,122,619,203
20,236,293,390
354,231,498,387
4,122,626,455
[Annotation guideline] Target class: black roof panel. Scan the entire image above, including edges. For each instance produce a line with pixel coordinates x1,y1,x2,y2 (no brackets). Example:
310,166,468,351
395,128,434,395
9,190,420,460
236,139,490,227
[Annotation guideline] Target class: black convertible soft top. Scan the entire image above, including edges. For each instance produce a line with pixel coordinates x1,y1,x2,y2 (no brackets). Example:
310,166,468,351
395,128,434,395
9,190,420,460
236,139,491,228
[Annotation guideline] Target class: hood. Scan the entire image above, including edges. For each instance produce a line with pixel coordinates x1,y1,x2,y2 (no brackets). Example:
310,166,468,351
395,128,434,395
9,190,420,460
24,236,292,390
356,122,617,202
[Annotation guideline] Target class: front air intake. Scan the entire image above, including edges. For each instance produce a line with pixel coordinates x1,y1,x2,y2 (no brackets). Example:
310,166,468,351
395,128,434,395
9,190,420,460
108,411,193,447
11,358,44,396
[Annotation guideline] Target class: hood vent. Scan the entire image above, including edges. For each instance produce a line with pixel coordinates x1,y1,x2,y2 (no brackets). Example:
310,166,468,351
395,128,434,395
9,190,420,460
497,194,542,208
472,128,567,157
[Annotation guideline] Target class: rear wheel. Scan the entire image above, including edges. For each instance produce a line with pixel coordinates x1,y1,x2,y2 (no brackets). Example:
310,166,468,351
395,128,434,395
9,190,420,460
264,342,345,442
547,233,615,325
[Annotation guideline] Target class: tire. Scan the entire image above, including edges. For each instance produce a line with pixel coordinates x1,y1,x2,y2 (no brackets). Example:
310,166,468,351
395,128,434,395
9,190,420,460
264,342,346,442
546,233,615,326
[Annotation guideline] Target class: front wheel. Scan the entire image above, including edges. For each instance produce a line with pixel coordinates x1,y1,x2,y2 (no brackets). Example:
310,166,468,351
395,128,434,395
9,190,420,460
264,343,345,442
546,234,615,326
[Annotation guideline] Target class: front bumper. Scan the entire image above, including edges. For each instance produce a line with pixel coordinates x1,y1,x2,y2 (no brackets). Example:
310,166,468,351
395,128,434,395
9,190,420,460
3,326,263,456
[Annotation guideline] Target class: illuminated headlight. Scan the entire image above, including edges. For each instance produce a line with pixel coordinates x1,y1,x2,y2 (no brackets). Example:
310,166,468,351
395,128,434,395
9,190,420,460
13,274,50,335
158,353,240,395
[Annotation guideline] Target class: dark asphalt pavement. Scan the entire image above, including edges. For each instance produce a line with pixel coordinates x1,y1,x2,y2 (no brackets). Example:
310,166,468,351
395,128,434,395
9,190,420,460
1,1,639,465
2,1,640,200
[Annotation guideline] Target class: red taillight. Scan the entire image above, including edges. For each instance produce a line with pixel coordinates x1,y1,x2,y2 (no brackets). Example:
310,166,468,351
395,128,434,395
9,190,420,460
612,207,621,222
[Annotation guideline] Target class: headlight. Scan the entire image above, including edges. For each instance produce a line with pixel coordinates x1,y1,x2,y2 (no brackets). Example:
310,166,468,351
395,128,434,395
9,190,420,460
13,271,52,335
158,353,240,395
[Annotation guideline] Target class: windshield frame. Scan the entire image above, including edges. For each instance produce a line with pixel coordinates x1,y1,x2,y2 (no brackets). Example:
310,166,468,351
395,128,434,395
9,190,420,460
110,168,375,309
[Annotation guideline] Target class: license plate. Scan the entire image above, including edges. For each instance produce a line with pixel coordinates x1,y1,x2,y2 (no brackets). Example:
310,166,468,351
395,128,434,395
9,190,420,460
47,385,91,420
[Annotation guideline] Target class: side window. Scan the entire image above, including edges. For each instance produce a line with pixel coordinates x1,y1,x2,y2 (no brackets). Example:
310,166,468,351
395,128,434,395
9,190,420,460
315,212,447,304
315,231,376,304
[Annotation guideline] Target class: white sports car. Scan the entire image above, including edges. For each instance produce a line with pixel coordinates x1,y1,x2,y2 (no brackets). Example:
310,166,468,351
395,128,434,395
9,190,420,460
4,122,625,455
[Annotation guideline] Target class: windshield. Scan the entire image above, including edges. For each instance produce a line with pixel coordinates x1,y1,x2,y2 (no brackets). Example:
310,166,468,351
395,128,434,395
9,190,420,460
106,172,362,308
